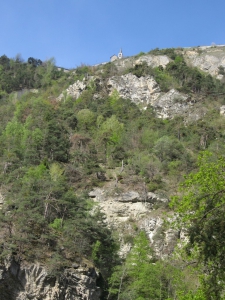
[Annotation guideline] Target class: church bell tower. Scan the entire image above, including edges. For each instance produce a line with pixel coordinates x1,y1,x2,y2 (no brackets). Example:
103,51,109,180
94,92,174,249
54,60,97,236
118,48,123,59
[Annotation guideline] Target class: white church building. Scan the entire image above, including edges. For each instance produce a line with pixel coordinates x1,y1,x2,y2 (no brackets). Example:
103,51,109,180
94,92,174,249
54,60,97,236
110,49,123,62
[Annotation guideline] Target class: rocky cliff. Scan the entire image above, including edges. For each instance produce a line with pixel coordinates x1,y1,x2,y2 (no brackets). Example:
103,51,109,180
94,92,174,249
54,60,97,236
55,46,225,261
2,45,225,299
58,45,225,121
89,184,178,258
0,259,101,300
185,45,225,78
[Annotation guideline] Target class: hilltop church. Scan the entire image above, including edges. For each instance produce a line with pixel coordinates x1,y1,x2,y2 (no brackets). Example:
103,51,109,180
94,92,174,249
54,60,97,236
110,49,123,62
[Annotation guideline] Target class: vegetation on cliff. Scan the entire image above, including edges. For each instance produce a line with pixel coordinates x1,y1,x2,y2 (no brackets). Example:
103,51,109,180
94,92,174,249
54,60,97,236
0,50,225,299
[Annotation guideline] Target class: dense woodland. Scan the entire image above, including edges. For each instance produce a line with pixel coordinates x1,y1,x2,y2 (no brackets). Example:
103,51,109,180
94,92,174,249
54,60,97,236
1,50,225,299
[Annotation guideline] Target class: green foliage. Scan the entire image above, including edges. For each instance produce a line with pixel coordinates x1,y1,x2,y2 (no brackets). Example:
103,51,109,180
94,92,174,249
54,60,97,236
148,47,177,60
1,49,225,298
73,64,93,81
171,151,225,299
135,51,146,57
218,65,225,75
77,108,96,130
0,55,66,93
177,289,206,300
49,218,62,231
109,231,190,300
101,62,118,79
153,136,185,162
126,51,225,95
92,240,101,262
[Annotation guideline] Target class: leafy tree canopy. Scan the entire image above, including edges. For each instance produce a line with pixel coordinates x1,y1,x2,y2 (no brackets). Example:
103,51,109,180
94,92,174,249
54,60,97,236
171,151,225,299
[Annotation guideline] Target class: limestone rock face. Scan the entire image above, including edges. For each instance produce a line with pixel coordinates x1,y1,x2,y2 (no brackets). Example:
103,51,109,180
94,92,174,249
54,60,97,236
107,73,194,119
89,188,151,224
0,260,101,300
135,55,170,68
89,187,175,257
58,47,225,120
141,217,178,257
58,73,201,121
112,54,170,72
89,188,168,224
107,73,161,107
151,88,191,119
57,79,87,100
190,54,223,75
185,46,225,77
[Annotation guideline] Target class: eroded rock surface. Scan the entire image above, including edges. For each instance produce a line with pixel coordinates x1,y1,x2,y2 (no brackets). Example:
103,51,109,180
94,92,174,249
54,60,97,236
89,188,167,222
107,74,161,107
185,46,225,77
107,74,195,118
89,187,177,258
152,88,193,119
141,217,178,257
57,79,87,101
58,47,225,121
112,54,170,72
0,260,101,300
135,55,170,68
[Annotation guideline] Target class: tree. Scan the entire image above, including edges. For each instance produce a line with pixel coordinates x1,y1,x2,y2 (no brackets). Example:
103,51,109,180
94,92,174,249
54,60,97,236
153,136,185,162
76,108,95,130
44,118,70,162
99,115,124,146
171,151,225,299
109,231,188,300
96,115,124,164
28,57,42,67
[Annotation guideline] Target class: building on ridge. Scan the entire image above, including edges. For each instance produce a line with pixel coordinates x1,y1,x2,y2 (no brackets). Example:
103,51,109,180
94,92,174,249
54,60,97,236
110,49,123,62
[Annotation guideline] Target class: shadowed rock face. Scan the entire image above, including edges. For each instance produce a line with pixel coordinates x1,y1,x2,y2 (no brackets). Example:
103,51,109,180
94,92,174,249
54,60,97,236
0,260,101,300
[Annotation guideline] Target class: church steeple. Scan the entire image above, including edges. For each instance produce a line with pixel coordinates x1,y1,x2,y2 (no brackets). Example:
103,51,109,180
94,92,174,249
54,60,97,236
118,48,123,59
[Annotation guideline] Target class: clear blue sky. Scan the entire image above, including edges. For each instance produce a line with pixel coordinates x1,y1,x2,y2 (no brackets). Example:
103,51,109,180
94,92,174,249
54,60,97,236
1,0,224,69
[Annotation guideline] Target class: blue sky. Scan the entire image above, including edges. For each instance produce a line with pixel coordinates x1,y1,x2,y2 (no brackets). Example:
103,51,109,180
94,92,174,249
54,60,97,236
1,0,224,69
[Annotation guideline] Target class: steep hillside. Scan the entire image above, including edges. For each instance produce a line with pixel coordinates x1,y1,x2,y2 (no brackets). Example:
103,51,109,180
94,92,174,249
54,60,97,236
0,46,225,299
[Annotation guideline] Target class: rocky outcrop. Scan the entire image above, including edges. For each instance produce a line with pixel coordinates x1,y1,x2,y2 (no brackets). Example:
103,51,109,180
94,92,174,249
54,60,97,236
111,54,170,72
184,46,225,78
90,188,151,224
141,217,178,257
58,47,225,120
57,79,87,101
107,73,196,119
58,71,203,120
107,74,161,107
151,88,191,119
0,260,101,300
89,187,177,258
135,55,170,68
